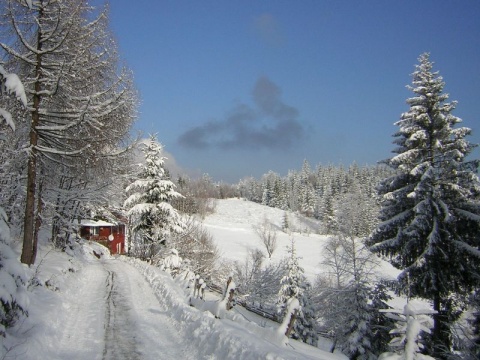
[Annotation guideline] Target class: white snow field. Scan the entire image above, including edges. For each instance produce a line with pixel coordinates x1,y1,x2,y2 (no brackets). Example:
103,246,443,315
3,198,404,359
203,198,400,283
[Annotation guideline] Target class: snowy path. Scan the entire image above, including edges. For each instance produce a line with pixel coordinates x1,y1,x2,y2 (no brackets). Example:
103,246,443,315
53,259,193,360
11,243,343,360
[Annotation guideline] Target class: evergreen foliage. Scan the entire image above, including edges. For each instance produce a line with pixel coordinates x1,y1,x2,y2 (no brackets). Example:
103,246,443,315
469,292,480,359
236,162,390,235
369,282,395,355
0,207,27,336
340,280,377,360
292,284,319,346
277,239,303,316
277,239,318,345
124,135,184,259
368,53,480,357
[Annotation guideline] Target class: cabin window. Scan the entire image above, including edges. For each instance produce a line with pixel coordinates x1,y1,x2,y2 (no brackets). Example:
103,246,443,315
90,227,99,235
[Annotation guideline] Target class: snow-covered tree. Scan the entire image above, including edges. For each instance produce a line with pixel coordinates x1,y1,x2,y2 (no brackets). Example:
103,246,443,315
298,160,316,217
0,65,26,133
276,238,317,344
277,239,303,316
0,207,27,337
292,283,319,346
233,248,283,306
124,135,184,260
0,64,27,336
370,282,395,356
315,234,380,358
339,280,377,360
253,217,278,259
368,53,480,357
379,304,436,360
453,290,480,360
168,217,219,280
1,0,137,264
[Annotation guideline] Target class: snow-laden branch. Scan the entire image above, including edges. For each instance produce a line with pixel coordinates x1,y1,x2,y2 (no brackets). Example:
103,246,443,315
0,109,15,131
455,208,480,222
35,144,90,156
0,66,28,106
454,240,480,258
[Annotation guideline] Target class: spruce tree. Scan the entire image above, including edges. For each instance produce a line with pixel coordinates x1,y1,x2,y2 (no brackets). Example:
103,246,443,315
293,284,319,346
277,239,318,344
124,135,184,259
369,53,480,358
277,238,303,316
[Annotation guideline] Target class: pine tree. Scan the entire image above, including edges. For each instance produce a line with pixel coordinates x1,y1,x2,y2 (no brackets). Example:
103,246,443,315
369,282,395,356
277,238,318,344
369,53,480,358
124,135,184,259
340,280,377,360
293,283,319,346
277,238,303,316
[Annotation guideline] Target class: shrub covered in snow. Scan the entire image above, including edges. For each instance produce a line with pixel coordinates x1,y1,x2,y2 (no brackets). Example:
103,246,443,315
0,208,28,336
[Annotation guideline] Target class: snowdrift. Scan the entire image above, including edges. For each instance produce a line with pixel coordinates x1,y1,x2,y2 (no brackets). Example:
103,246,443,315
124,257,345,360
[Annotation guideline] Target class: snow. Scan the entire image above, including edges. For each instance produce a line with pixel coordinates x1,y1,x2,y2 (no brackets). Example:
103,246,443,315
203,198,400,283
1,199,408,359
2,239,343,359
277,297,300,338
0,108,15,131
0,65,27,107
80,219,116,227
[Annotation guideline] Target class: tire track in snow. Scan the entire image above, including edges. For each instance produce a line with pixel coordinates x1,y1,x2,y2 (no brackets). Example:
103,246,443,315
105,260,194,360
102,268,141,360
52,259,193,360
53,263,107,360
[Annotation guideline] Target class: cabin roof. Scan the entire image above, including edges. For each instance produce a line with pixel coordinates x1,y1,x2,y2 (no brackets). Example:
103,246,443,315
80,219,116,227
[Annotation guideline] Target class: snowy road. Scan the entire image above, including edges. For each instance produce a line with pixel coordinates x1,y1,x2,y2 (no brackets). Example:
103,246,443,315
54,259,193,360
13,245,340,360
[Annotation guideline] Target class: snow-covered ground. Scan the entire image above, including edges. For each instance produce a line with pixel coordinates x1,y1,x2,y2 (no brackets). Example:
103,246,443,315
3,198,408,359
3,241,342,359
4,243,197,360
203,198,400,283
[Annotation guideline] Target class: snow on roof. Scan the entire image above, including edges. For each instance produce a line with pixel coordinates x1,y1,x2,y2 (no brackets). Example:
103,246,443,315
80,219,115,227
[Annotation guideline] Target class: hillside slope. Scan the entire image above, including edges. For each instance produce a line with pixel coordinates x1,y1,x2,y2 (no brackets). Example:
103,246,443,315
203,198,399,282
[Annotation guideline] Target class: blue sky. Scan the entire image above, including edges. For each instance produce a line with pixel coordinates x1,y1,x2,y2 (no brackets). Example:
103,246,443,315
100,0,479,183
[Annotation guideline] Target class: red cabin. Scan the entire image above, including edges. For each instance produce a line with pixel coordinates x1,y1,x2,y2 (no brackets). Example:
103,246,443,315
79,219,126,255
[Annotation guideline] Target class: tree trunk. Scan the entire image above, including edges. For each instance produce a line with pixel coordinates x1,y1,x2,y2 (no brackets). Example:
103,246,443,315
32,172,44,263
21,148,38,265
21,5,43,265
285,309,298,337
432,290,450,359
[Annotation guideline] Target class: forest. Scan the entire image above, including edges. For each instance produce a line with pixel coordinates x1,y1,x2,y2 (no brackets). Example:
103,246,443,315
0,1,479,360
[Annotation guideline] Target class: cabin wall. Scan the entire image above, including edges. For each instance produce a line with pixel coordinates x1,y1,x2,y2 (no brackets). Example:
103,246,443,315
79,223,126,255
